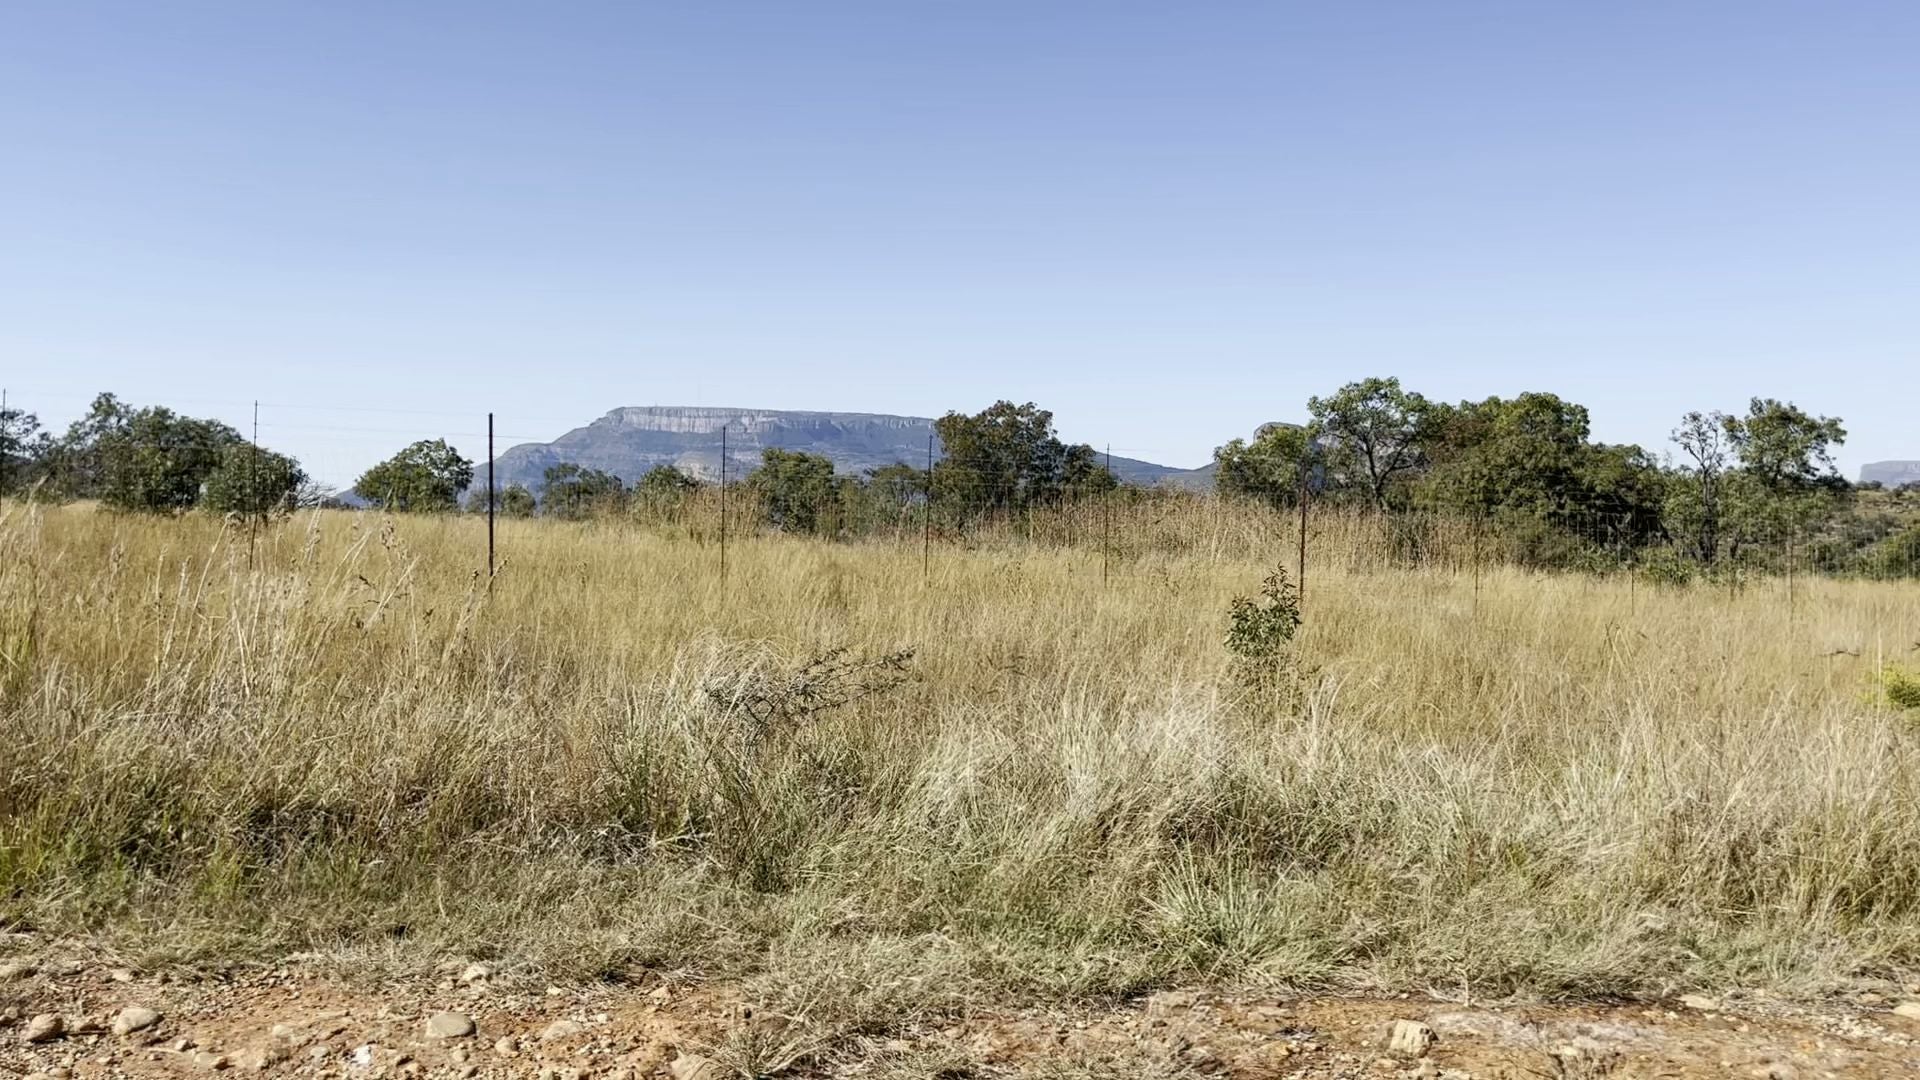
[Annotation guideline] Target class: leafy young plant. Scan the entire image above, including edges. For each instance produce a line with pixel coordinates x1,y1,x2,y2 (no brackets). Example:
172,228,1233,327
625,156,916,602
1885,666,1920,711
1225,565,1302,675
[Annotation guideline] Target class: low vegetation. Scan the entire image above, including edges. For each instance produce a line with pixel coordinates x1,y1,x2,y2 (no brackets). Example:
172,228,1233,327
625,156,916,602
2,498,1918,1011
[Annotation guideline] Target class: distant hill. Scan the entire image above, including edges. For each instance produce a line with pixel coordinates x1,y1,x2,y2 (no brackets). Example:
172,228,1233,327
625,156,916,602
1860,461,1920,488
490,407,1212,492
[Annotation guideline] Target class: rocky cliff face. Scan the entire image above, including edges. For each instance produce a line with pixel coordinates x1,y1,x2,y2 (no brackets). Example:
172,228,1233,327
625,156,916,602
1861,461,1920,488
489,406,1209,491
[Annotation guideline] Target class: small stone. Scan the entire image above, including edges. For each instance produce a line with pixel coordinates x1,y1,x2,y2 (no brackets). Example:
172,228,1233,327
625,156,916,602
540,1019,585,1042
425,1012,476,1039
646,984,671,1005
459,962,494,984
174,1037,198,1052
1384,1019,1437,1059
47,1069,75,1080
0,959,37,981
109,967,137,983
1893,1002,1920,1020
668,1053,723,1080
193,1051,231,1071
1680,993,1721,1011
24,1012,66,1043
458,1069,478,1080
493,1036,520,1057
237,1045,287,1072
112,1006,163,1036
349,1043,375,1069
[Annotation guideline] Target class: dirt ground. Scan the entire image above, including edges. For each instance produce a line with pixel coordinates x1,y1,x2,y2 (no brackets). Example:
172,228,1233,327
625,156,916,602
5,947,1920,1079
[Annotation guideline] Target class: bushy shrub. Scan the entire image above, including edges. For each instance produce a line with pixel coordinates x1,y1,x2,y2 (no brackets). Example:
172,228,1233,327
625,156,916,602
1225,565,1302,697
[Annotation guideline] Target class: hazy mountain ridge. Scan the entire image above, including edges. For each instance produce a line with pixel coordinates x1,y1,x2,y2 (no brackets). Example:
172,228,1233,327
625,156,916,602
1861,461,1920,488
490,406,1212,492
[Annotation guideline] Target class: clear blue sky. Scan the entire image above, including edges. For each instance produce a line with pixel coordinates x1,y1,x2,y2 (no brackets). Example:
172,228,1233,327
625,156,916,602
4,2,1917,485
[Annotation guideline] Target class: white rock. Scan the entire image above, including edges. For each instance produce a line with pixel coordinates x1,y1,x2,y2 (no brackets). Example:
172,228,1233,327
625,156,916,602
668,1055,723,1080
349,1043,376,1070
192,1051,230,1071
1384,1019,1437,1058
1893,1001,1920,1020
24,1012,65,1043
459,963,494,984
112,1006,162,1036
539,1019,585,1042
425,1012,476,1039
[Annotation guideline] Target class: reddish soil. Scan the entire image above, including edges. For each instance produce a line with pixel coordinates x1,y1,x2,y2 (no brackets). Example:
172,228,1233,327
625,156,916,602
5,953,1920,1078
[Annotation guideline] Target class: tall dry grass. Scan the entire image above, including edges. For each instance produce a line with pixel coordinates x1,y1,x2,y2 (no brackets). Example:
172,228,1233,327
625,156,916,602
1,499,1918,1011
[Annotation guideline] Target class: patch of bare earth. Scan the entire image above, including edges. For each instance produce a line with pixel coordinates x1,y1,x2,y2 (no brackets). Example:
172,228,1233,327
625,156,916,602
6,953,1920,1079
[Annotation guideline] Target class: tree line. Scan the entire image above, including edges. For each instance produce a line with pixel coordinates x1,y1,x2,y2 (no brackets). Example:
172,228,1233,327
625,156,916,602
0,395,1115,529
2,386,1912,578
1211,376,1914,575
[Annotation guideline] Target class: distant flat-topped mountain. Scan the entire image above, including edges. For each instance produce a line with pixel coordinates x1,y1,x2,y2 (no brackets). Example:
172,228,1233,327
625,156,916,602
491,406,1210,491
1861,461,1920,488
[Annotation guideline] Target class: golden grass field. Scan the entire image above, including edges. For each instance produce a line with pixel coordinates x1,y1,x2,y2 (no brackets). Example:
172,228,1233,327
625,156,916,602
2,498,1918,1021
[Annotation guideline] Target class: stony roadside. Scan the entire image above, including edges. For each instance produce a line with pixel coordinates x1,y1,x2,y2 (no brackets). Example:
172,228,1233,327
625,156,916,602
5,946,1920,1079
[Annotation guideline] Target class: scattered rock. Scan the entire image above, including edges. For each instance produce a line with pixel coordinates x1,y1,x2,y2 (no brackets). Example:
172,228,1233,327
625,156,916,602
192,1050,231,1071
174,1037,198,1052
23,1012,65,1043
1383,1019,1437,1059
349,1043,376,1070
1554,1037,1622,1073
493,1035,520,1057
108,967,137,983
1893,1001,1920,1020
425,1011,476,1039
0,959,37,981
236,1045,287,1072
459,962,494,984
1680,993,1722,1012
668,1054,723,1080
112,1006,162,1036
69,1015,107,1035
540,1019,585,1042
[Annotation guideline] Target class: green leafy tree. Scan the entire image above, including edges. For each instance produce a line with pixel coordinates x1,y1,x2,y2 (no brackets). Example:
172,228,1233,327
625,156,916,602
1727,398,1846,495
932,401,1109,515
1724,398,1848,547
468,484,537,517
1669,410,1733,563
94,407,245,513
500,484,536,518
750,448,839,534
354,439,474,512
42,392,133,498
541,463,626,520
634,464,701,502
202,444,307,517
0,403,51,496
1213,422,1315,508
1307,377,1435,510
